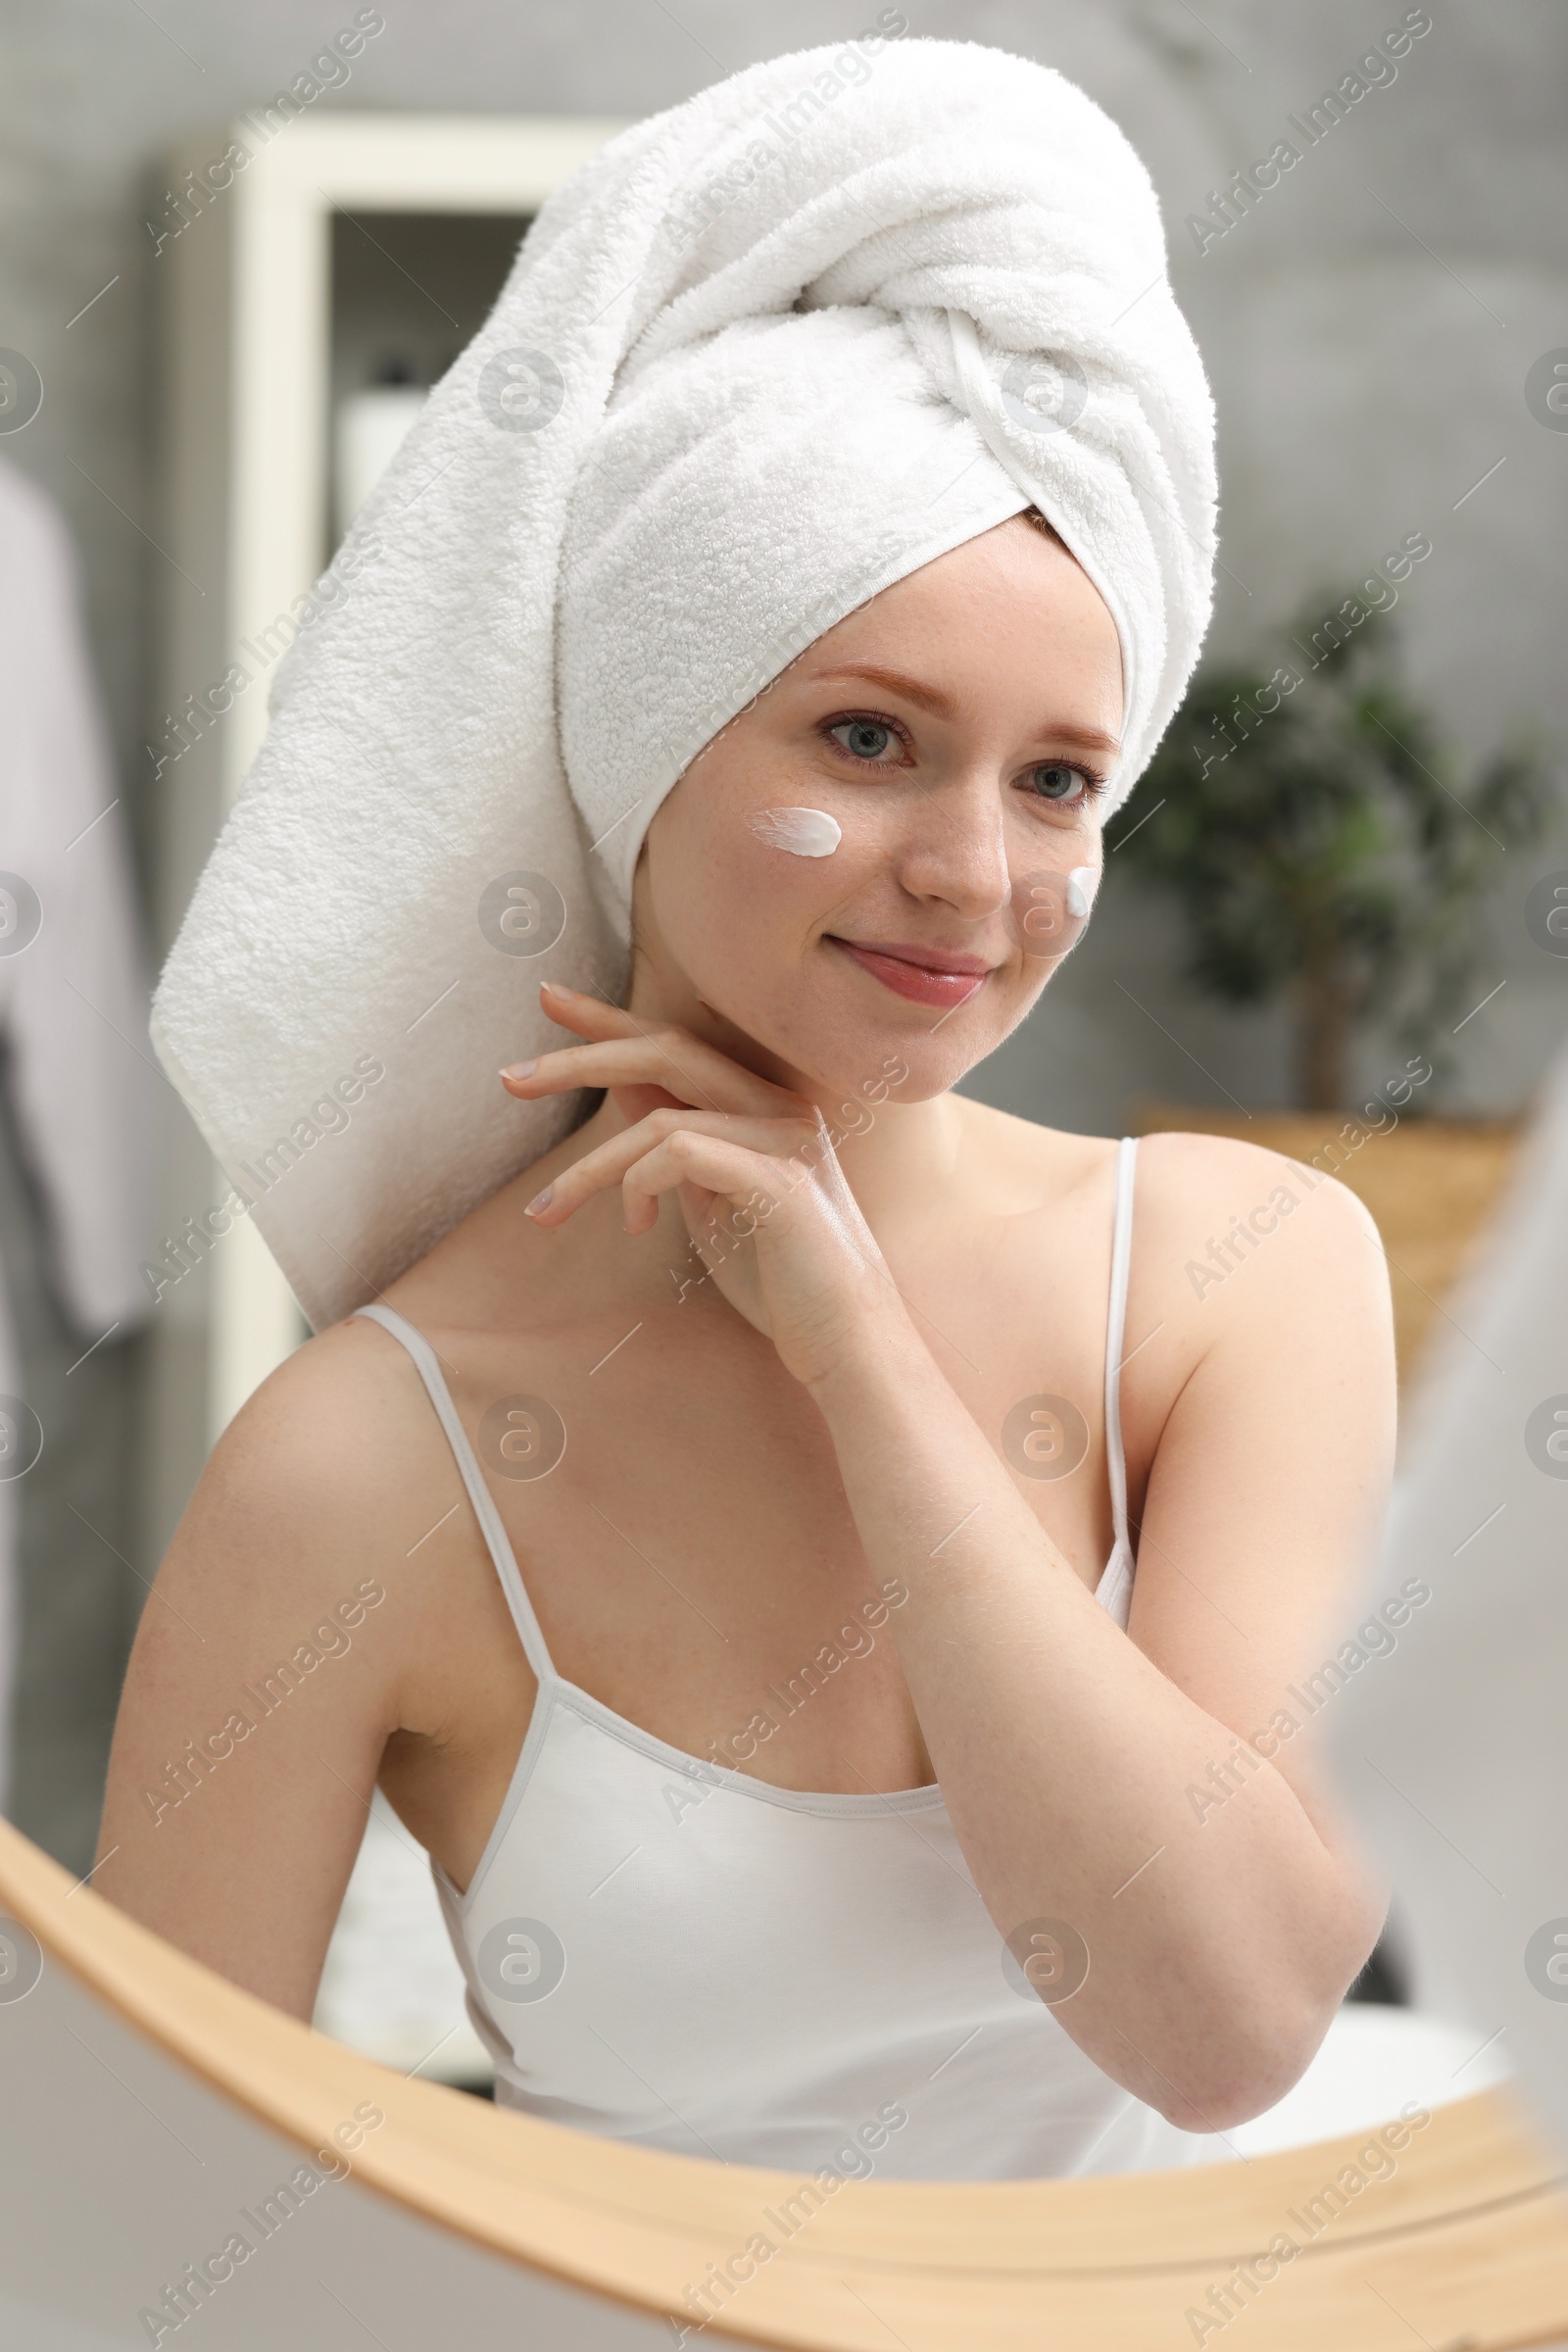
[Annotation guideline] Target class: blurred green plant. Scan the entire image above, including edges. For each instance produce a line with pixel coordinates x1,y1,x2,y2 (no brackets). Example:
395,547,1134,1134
1116,589,1553,1110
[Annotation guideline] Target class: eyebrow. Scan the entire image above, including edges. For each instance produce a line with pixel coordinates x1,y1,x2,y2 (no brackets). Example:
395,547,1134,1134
808,662,1122,757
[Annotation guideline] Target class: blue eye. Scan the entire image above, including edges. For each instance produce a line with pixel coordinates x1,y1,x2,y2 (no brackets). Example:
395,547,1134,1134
1027,762,1090,803
829,719,898,761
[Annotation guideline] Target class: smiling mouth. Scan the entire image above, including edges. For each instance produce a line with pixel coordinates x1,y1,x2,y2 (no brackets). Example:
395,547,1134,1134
826,935,995,1009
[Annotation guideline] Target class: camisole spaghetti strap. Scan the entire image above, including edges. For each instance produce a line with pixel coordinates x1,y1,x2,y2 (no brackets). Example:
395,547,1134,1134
352,1135,1209,2179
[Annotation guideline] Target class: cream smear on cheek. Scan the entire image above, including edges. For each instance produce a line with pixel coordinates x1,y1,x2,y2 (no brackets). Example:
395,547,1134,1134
1066,864,1101,919
747,807,843,858
742,811,1098,927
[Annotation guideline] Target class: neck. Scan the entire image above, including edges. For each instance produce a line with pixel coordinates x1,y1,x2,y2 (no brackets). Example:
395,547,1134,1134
603,944,969,1236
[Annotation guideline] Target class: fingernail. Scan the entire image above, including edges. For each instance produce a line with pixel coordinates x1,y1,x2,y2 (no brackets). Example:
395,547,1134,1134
524,1184,553,1217
502,1059,536,1081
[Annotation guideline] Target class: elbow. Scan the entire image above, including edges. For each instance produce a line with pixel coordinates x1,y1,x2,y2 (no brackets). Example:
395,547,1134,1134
1117,1886,1391,2133
1153,2047,1309,2135
1154,1893,1392,2132
1148,1994,1346,2134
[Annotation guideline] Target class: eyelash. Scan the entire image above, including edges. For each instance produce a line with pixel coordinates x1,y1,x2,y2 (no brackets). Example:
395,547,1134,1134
820,711,1109,806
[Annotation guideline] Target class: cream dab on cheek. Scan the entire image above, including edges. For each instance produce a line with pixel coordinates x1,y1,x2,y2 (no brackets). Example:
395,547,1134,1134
747,807,842,858
1066,864,1101,919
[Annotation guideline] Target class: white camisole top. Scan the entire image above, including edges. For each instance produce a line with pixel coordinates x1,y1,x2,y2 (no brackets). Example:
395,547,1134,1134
354,1135,1208,2180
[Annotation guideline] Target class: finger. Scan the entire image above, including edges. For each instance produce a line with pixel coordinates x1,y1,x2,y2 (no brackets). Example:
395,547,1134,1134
524,1108,815,1225
527,984,793,1115
514,1056,688,1132
503,985,808,1119
618,1129,798,1238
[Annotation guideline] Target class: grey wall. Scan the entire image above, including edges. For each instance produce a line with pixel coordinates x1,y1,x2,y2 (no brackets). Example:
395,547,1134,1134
2,0,1565,1860
10,0,1568,1109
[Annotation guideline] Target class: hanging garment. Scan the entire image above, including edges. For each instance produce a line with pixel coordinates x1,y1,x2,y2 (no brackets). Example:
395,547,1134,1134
0,458,159,1805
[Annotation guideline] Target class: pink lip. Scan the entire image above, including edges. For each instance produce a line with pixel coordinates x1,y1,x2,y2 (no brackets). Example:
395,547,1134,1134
828,935,995,1009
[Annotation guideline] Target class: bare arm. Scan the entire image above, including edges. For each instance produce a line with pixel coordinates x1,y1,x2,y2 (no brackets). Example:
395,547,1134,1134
93,1328,432,2021
806,1138,1394,2131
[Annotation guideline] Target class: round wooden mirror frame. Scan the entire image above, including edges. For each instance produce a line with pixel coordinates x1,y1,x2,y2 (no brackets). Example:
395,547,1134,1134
3,1819,1565,2351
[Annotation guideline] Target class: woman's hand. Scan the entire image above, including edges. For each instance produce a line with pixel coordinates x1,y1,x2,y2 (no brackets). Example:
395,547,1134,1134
500,982,911,1389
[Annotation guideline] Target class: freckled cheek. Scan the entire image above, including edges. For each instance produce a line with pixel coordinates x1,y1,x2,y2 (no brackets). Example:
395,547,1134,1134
657,827,839,1001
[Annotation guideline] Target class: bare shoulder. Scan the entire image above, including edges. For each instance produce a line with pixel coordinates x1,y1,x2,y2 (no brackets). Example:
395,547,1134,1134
198,1311,438,1531
1120,1127,1396,1494
1128,1127,1389,1310
1112,1132,1397,1767
151,1310,464,1672
951,1096,1385,1302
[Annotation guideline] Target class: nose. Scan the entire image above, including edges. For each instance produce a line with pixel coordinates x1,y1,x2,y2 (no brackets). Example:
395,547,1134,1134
893,768,1013,922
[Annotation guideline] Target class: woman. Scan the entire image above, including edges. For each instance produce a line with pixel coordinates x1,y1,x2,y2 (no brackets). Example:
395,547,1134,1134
100,37,1393,2181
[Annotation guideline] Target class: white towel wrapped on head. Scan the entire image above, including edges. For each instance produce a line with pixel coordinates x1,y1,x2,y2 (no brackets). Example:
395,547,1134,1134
152,34,1217,1331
